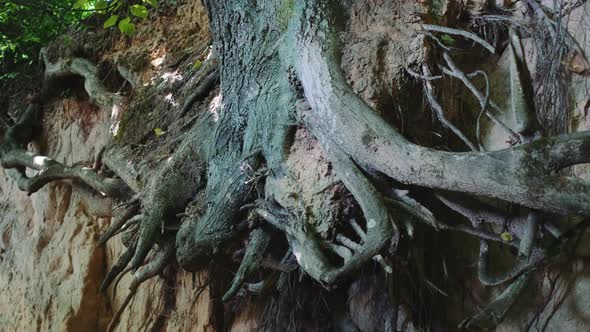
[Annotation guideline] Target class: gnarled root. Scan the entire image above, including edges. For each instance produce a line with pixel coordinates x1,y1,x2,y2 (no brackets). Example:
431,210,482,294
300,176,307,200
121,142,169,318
107,240,175,332
100,243,136,292
319,143,394,284
131,211,166,271
1,149,126,196
257,141,394,285
463,212,542,328
40,48,123,112
0,48,129,198
222,227,271,301
461,273,529,329
292,0,590,216
99,203,141,245
0,102,126,197
176,153,263,269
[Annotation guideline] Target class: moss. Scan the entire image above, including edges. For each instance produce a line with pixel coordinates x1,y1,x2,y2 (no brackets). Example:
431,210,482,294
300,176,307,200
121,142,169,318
278,0,295,32
429,0,446,23
361,127,377,147
114,91,155,144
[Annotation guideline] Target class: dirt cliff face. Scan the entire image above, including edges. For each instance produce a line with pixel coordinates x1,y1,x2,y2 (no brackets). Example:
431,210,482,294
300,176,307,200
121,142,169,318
1,0,590,331
0,97,113,331
0,1,219,331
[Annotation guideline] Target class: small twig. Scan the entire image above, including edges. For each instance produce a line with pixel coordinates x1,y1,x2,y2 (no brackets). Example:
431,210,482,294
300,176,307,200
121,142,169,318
438,222,518,248
441,52,522,143
422,65,478,151
405,67,443,81
473,70,490,151
422,24,496,54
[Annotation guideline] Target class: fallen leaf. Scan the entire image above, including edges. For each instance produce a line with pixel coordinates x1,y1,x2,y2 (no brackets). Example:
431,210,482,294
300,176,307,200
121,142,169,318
501,232,513,242
154,128,166,136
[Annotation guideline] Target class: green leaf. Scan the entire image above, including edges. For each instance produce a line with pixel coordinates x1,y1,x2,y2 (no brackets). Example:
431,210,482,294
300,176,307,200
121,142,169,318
193,59,202,70
441,34,455,45
130,5,149,19
118,17,136,37
500,232,513,242
154,128,166,136
103,15,118,29
144,0,159,8
95,0,108,11
110,0,124,11
73,0,89,9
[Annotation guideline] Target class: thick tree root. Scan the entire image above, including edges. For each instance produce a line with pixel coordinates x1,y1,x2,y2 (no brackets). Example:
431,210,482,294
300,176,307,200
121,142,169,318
99,204,141,245
107,240,175,332
176,153,262,269
319,143,393,283
40,48,123,112
292,0,590,216
5,1,589,329
463,212,541,328
256,141,393,285
1,149,125,196
100,244,136,292
222,227,271,301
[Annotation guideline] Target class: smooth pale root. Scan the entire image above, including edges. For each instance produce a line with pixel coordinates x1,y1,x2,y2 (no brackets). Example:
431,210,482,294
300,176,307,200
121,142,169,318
293,1,590,216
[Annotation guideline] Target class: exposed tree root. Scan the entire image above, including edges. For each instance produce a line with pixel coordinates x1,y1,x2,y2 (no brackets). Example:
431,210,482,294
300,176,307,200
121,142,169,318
293,0,590,216
477,239,542,287
176,152,263,268
101,243,137,292
461,273,529,329
421,64,478,151
1,149,125,196
507,28,540,138
107,240,175,332
421,24,496,53
0,44,132,198
463,212,541,328
256,140,394,285
437,193,535,250
0,97,126,198
40,48,123,112
99,203,141,245
222,227,271,301
4,0,590,330
179,67,220,117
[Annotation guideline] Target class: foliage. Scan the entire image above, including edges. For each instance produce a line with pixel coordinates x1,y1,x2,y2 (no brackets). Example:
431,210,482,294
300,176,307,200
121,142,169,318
0,0,88,76
0,0,157,80
73,0,157,36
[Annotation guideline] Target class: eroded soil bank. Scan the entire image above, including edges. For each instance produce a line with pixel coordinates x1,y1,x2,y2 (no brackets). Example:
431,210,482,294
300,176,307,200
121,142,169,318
1,0,590,331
